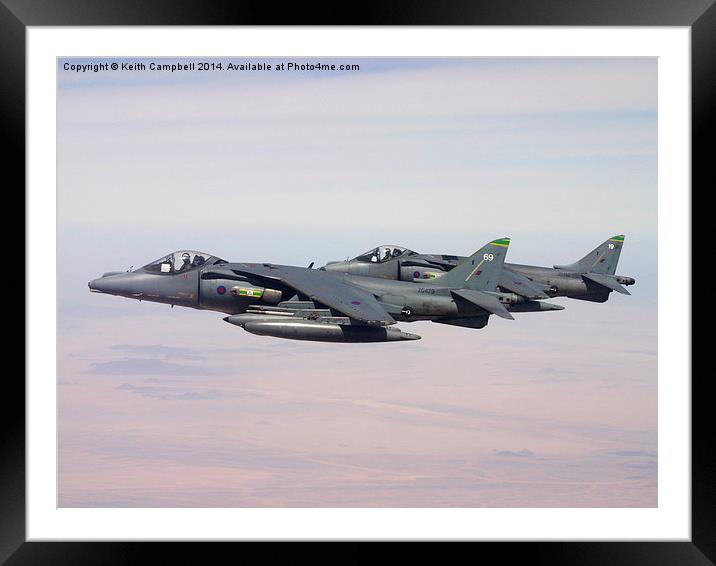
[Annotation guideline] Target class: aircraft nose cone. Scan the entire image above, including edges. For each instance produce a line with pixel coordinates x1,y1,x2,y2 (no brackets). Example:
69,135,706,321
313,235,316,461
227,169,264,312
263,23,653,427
88,273,135,296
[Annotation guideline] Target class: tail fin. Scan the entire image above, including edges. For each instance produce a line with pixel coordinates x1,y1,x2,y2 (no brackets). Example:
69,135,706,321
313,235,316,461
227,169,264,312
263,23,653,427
428,237,510,291
554,235,625,275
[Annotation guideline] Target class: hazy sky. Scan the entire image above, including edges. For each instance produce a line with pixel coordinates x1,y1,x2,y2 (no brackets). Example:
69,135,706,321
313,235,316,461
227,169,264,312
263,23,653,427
57,57,657,508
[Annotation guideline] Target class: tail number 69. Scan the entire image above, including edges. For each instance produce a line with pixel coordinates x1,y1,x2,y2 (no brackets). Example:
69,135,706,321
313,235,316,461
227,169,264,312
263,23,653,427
483,253,494,261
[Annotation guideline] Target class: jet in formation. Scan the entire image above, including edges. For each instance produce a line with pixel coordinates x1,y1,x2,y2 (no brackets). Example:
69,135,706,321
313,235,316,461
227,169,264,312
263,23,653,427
322,235,635,303
88,236,635,343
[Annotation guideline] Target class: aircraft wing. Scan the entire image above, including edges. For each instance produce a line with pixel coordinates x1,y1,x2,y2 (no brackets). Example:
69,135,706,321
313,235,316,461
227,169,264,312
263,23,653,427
499,267,550,299
227,265,396,326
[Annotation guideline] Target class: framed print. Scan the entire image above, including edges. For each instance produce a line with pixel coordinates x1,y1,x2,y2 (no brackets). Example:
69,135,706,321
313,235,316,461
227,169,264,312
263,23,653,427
6,0,711,562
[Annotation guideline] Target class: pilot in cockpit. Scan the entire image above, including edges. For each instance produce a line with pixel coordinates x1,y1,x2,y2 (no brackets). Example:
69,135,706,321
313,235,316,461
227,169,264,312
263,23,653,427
178,252,192,272
382,247,392,261
193,254,206,267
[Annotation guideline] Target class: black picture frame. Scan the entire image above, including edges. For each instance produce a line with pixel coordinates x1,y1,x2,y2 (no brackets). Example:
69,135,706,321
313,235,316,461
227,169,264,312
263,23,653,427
6,1,709,562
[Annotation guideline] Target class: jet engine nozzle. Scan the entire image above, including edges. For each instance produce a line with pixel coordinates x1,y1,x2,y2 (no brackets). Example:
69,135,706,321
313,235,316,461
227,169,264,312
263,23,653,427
496,292,525,305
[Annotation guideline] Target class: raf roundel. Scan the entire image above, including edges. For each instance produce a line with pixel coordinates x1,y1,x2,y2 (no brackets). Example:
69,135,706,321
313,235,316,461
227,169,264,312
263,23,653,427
217,285,227,295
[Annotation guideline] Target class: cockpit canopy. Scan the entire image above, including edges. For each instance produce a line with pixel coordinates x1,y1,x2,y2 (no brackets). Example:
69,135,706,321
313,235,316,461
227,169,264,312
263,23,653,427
142,250,225,274
353,245,415,263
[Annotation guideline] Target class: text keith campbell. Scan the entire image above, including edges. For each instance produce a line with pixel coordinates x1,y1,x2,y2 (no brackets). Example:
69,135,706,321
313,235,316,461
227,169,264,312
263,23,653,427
62,61,360,74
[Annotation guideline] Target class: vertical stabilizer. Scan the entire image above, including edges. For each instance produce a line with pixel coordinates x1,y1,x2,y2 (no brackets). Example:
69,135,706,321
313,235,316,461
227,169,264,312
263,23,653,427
554,235,625,275
427,238,510,291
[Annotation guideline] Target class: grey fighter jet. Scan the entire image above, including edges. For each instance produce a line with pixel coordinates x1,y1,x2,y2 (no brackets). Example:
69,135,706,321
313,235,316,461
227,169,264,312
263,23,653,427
322,235,636,304
88,238,564,343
